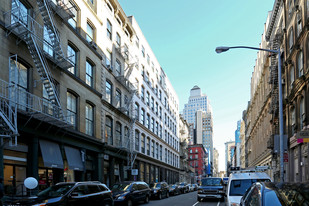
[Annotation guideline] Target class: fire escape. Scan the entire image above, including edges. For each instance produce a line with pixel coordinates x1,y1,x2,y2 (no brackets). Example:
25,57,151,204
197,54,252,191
115,44,139,172
1,0,75,145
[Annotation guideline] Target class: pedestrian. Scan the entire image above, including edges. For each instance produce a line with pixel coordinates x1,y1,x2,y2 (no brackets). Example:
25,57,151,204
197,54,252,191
0,177,4,206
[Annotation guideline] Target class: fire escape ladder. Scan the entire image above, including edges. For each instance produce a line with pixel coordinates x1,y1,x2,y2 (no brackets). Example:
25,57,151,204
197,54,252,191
37,0,71,69
0,99,18,146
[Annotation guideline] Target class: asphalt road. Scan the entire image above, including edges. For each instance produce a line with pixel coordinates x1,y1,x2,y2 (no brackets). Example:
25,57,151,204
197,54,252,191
139,191,226,206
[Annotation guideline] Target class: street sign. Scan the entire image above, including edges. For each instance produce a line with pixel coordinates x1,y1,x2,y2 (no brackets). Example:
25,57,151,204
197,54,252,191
131,169,138,176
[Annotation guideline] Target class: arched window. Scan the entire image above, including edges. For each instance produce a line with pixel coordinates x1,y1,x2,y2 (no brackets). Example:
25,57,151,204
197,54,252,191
296,7,302,37
86,60,94,87
86,21,95,42
289,66,295,90
289,28,294,53
105,116,113,144
115,88,121,108
147,137,150,155
300,97,305,129
134,102,139,121
67,92,77,127
115,59,121,76
297,51,304,77
85,103,94,136
135,130,140,151
106,80,112,104
107,19,112,40
141,134,146,153
291,106,296,134
67,44,78,75
140,108,145,125
115,122,122,146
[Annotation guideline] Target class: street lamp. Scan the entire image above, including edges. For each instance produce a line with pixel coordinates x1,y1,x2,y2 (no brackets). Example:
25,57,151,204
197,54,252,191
215,46,284,183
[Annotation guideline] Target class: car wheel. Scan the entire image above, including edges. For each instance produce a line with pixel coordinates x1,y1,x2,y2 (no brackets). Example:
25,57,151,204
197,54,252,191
104,202,111,206
197,197,202,202
158,193,162,200
127,199,133,206
144,195,149,203
166,191,169,198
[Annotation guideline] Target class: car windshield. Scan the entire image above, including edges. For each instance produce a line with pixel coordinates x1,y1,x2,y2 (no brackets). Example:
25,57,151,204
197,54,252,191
37,184,75,198
201,178,222,186
151,183,161,188
112,183,131,192
170,185,176,188
179,183,185,186
230,179,270,196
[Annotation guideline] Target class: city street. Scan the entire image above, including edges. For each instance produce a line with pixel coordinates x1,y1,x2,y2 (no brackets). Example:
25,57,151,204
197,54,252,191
140,191,225,206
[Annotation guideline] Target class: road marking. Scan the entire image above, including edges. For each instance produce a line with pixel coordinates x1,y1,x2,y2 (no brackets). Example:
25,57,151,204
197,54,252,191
217,201,220,206
192,201,199,206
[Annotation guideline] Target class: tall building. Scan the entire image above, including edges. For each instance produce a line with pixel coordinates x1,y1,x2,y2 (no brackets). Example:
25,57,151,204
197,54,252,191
213,148,219,177
235,120,241,167
225,140,235,174
188,144,208,182
239,119,246,168
183,86,212,125
195,110,213,173
0,0,181,196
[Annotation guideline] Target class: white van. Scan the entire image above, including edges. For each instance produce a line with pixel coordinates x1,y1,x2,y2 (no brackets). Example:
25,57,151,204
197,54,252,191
226,171,271,206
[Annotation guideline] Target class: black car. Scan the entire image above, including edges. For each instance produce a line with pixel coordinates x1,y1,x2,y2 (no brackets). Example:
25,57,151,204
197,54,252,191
149,182,169,199
197,177,225,202
169,184,181,196
112,181,150,206
240,182,309,206
178,182,189,194
7,181,113,206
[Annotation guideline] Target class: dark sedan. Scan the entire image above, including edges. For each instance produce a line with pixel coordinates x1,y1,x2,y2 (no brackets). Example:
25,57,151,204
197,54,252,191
169,184,181,196
240,182,309,206
149,182,169,199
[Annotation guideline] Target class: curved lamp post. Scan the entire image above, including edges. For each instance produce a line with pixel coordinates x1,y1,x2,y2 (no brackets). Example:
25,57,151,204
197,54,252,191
215,46,284,183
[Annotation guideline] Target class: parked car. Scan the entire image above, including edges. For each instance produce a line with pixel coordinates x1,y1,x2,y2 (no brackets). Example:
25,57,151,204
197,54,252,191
188,184,195,192
178,182,189,193
112,181,150,206
149,182,169,199
169,184,181,196
240,182,309,206
223,177,229,185
226,172,271,206
197,177,225,202
8,181,113,206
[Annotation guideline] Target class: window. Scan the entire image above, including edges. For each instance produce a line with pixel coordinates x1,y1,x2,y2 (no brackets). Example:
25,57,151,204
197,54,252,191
289,28,294,53
160,145,162,161
86,22,94,42
151,118,154,132
67,45,77,74
10,58,28,110
115,89,121,108
146,113,150,129
291,106,296,133
147,137,150,155
135,130,140,151
107,19,112,40
106,80,112,104
142,46,145,57
11,0,28,25
155,102,158,114
85,103,94,136
151,97,154,110
300,97,305,129
296,8,302,37
165,148,167,162
288,0,293,19
290,66,295,90
136,36,139,47
68,2,78,29
116,32,121,47
105,116,113,144
156,143,159,159
159,107,162,119
106,51,112,68
159,90,162,100
297,51,303,77
141,108,145,125
141,134,145,153
115,122,122,146
67,92,77,127
134,103,140,120
115,59,121,76
146,91,150,105
141,86,145,101
43,26,53,57
86,60,93,87
159,125,162,138
151,140,155,157
147,54,150,65
155,121,158,135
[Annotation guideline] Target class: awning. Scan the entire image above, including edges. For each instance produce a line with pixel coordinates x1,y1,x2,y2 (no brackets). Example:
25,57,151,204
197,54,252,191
64,146,84,171
39,140,64,169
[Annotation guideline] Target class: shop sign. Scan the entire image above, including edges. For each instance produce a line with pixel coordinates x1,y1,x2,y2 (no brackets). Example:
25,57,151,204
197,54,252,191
283,152,288,162
297,130,309,143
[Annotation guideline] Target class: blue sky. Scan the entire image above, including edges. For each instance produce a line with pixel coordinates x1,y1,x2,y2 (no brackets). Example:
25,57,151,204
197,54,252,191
118,0,275,171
